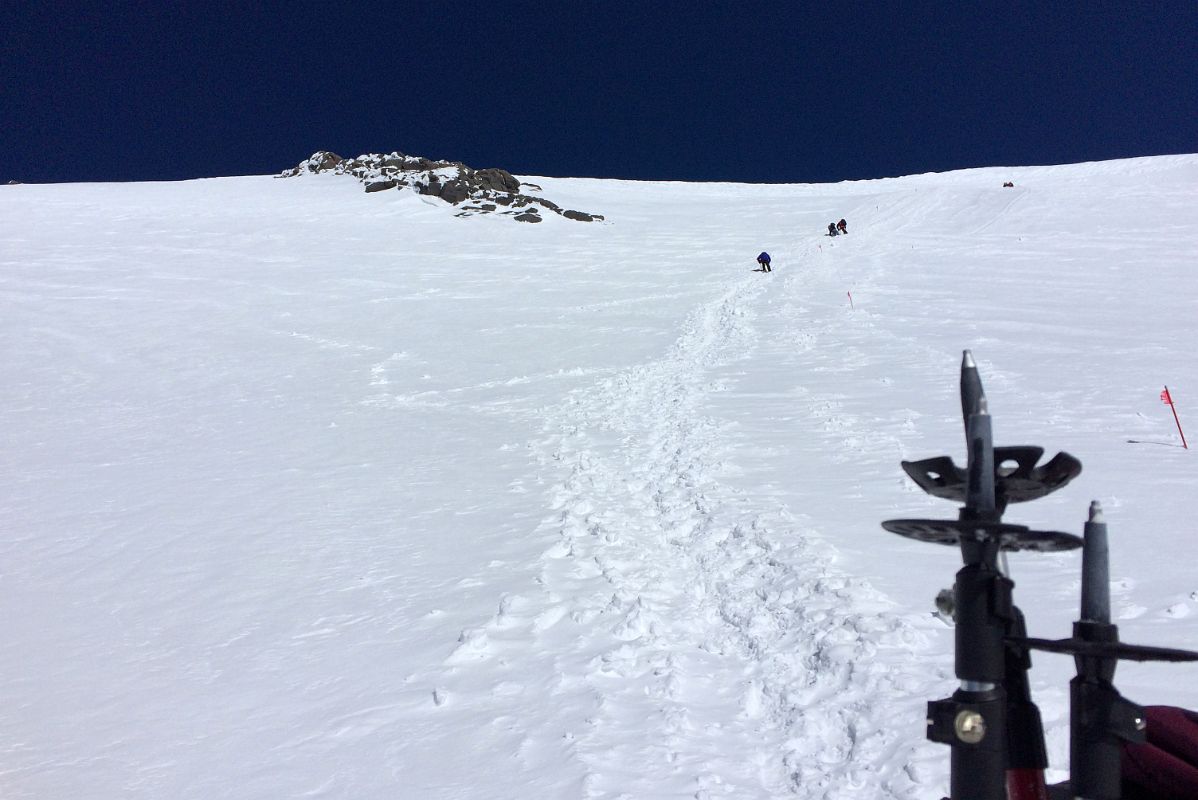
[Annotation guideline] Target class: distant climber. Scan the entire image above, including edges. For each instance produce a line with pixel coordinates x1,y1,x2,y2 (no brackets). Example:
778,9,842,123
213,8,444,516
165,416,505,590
827,222,838,237
756,252,772,272
836,219,848,235
1003,181,1015,188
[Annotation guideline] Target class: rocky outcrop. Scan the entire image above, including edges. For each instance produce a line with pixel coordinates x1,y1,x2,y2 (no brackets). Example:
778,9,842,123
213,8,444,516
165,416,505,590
279,150,603,224
474,168,521,194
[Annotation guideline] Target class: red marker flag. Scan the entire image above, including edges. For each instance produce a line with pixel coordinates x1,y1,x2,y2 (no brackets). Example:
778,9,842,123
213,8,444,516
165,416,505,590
1162,385,1188,449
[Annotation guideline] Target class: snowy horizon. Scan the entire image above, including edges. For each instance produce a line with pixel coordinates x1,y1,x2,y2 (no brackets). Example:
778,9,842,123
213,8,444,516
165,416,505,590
3,153,1197,798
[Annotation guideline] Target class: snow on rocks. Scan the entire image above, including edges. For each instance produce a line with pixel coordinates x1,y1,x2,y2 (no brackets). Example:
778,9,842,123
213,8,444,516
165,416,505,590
279,149,604,222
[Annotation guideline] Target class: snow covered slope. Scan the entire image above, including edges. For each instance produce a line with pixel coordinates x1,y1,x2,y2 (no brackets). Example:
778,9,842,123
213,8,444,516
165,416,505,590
2,155,1197,798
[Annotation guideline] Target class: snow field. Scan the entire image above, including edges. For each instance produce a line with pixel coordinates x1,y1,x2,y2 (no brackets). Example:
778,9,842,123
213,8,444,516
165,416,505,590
2,155,1197,798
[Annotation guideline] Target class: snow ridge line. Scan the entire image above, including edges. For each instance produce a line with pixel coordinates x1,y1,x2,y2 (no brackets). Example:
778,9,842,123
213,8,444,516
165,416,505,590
435,274,942,798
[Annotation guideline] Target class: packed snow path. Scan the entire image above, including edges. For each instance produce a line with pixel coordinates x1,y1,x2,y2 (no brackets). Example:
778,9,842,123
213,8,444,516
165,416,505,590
419,257,948,798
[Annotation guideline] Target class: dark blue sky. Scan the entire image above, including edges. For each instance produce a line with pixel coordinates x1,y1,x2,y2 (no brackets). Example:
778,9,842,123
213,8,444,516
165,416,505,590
4,2,1196,184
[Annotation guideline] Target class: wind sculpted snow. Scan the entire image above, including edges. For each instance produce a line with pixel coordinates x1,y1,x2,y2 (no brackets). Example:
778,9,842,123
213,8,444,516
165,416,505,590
1,155,1197,798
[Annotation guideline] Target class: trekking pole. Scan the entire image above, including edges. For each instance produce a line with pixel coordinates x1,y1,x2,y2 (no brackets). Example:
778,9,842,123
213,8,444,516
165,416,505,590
1012,503,1198,800
963,351,1051,800
944,393,1009,800
1071,502,1138,800
884,351,1083,800
887,353,1198,800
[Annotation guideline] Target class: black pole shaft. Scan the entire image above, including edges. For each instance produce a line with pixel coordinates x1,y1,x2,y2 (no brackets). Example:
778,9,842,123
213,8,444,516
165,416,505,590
950,686,1009,800
1072,501,1130,800
949,377,1009,800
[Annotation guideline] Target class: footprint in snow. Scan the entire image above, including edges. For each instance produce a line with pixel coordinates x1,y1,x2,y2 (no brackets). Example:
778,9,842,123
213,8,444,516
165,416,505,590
445,628,492,664
1164,603,1191,619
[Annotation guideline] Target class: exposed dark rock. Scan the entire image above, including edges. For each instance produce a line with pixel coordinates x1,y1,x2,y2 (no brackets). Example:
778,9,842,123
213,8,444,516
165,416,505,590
563,210,596,222
304,152,341,172
365,180,397,193
514,212,543,223
474,168,521,194
438,180,470,204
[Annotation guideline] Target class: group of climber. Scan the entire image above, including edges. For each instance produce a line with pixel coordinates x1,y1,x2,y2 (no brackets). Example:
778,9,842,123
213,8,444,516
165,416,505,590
754,181,1016,273
754,218,848,273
